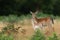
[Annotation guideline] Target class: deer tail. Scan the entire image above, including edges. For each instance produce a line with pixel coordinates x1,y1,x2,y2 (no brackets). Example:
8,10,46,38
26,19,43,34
50,17,54,24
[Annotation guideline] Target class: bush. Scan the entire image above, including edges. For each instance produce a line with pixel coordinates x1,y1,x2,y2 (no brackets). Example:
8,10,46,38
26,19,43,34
0,32,14,40
48,33,59,40
31,29,46,40
31,29,59,40
0,24,15,40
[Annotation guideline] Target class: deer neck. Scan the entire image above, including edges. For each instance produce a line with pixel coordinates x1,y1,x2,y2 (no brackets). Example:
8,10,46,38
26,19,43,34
32,16,38,24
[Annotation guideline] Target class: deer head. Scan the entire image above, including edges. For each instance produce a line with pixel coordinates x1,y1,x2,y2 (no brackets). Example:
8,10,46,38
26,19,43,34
30,10,38,19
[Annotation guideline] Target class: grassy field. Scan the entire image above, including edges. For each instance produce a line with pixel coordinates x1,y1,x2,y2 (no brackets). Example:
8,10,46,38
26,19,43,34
0,13,60,40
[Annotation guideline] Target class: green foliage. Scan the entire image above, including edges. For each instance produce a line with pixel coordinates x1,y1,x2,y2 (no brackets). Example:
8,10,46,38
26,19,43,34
0,15,18,23
0,24,15,40
19,15,26,20
31,29,60,40
4,15,18,23
0,0,60,16
37,12,49,17
26,14,32,19
31,29,46,40
0,14,32,22
48,33,59,40
36,11,55,19
0,32,14,40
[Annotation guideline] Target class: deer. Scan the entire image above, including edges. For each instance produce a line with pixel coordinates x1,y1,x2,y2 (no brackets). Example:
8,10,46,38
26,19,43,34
30,10,54,32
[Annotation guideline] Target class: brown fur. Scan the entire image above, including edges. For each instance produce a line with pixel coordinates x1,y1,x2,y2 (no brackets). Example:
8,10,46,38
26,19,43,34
35,17,51,23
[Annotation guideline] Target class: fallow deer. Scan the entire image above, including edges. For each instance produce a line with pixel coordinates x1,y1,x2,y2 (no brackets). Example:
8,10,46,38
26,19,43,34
30,11,54,32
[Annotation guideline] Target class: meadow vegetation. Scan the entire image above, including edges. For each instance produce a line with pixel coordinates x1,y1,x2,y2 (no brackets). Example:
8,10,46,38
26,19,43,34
0,12,60,40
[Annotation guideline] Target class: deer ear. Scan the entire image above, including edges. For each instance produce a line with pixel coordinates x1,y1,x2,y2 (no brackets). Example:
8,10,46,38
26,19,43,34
35,10,38,14
30,11,33,14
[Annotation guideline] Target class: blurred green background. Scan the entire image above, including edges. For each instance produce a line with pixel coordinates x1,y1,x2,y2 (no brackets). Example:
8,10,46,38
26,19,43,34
0,0,60,16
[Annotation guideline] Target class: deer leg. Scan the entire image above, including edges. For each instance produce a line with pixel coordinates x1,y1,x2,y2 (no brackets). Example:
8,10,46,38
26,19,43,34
38,23,43,31
49,23,54,32
31,20,36,31
47,22,54,34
